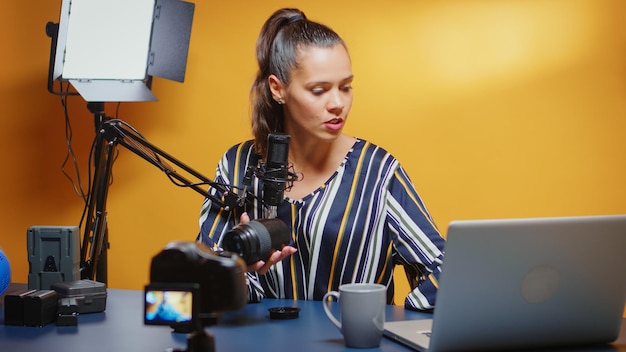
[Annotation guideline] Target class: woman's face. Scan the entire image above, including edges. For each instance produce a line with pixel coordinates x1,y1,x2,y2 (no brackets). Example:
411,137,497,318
277,44,354,142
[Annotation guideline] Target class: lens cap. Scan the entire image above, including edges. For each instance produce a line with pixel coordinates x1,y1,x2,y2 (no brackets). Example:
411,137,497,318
268,306,300,320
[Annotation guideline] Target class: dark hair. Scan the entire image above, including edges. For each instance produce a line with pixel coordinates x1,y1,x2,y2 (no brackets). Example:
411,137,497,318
250,8,346,158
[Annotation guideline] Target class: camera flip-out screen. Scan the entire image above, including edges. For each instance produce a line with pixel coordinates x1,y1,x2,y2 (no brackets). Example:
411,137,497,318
144,283,199,328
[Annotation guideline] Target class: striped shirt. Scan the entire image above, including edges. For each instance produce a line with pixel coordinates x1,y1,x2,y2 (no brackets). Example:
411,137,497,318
197,138,445,310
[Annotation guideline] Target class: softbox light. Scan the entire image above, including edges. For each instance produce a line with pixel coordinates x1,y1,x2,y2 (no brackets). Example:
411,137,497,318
52,0,194,102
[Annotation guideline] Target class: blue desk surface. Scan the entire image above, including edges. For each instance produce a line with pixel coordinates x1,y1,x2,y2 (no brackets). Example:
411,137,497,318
1,285,625,352
0,286,427,352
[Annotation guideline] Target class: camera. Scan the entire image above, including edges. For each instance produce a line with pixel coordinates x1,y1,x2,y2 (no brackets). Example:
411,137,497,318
146,219,290,329
222,218,290,265
148,241,247,327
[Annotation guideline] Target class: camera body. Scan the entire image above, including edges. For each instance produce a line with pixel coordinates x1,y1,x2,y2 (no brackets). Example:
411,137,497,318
148,241,247,324
147,219,290,328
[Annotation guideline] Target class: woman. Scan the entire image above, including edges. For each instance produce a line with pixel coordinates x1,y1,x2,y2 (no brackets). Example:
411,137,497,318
198,8,444,311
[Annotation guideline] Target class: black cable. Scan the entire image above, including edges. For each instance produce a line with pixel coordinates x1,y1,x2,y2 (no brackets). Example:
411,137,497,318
78,135,98,230
59,86,88,202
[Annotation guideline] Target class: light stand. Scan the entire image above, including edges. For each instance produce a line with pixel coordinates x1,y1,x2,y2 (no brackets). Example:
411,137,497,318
81,102,111,282
47,0,200,282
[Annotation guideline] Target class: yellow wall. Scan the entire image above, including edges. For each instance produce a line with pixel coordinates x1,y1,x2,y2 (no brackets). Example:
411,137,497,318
2,0,625,313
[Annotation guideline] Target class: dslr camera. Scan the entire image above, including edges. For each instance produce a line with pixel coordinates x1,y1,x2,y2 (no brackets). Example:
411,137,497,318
145,218,290,329
147,241,248,328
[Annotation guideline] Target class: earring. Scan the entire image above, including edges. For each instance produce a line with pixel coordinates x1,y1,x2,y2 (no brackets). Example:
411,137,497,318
276,98,284,105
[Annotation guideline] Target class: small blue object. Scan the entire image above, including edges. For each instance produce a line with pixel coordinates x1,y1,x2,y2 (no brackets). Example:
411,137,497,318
0,247,10,295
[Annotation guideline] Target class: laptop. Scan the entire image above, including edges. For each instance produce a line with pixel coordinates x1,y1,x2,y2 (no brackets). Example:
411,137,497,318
384,215,626,351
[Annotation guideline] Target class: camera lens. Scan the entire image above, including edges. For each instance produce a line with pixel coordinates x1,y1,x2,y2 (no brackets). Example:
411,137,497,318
222,219,290,265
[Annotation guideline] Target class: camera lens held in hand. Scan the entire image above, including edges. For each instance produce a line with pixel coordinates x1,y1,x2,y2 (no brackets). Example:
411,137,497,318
222,219,290,265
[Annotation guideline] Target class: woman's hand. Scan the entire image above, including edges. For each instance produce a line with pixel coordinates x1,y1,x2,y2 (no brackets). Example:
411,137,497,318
247,246,298,274
239,212,298,275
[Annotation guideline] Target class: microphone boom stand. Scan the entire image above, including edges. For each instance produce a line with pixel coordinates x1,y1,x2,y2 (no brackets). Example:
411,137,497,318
80,113,245,282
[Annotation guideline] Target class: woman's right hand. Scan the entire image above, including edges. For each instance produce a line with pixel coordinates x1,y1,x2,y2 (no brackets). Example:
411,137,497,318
247,246,298,274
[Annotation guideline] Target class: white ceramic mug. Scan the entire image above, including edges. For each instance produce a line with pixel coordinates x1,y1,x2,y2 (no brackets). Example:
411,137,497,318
322,283,387,348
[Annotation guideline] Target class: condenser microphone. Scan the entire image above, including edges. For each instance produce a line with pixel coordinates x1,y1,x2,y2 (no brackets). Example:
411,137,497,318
263,133,290,218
